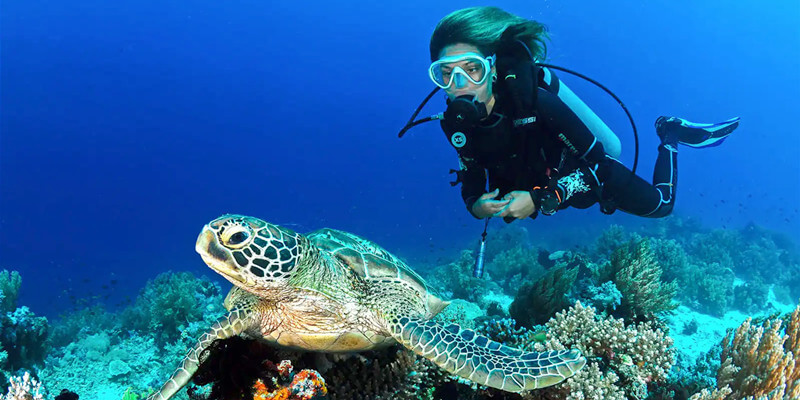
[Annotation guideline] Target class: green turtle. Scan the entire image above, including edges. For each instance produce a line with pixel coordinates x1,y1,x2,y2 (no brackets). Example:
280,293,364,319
148,214,585,400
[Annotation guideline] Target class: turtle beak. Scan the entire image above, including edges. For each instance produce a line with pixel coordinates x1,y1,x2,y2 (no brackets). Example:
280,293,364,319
197,226,231,269
196,225,249,286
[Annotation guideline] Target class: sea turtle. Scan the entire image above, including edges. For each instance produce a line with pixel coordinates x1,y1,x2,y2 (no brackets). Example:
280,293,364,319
148,214,586,400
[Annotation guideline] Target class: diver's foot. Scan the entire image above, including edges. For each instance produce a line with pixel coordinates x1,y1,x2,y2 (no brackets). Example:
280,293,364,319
655,116,740,148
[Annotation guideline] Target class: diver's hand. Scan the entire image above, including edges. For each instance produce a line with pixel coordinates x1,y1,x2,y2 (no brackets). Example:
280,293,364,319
495,190,536,219
471,189,510,219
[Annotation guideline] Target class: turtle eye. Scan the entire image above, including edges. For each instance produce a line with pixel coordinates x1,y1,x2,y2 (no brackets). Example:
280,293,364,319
221,226,252,249
230,231,248,245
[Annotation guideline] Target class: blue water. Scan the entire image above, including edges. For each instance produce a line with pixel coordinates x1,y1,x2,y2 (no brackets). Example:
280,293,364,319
1,0,798,347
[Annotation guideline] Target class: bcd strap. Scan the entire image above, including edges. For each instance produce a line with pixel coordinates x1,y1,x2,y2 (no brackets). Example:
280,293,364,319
448,168,465,186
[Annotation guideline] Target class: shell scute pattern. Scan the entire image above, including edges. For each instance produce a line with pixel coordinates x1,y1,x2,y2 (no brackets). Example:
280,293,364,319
307,228,432,296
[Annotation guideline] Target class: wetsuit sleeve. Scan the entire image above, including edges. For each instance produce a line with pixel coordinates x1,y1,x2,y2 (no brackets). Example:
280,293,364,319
456,154,487,218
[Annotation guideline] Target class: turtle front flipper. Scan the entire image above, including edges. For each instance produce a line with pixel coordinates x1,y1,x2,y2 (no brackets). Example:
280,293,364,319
147,309,252,400
389,317,586,393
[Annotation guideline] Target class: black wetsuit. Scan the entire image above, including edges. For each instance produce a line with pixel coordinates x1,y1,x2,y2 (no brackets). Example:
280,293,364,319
447,68,677,219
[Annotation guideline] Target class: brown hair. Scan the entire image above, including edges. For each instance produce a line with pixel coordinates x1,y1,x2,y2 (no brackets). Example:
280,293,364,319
429,7,549,61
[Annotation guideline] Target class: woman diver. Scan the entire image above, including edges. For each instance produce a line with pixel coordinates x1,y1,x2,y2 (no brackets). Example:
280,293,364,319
402,6,739,222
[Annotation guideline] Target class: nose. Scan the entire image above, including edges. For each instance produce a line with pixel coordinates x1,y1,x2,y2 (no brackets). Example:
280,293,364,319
453,73,468,89
195,226,215,256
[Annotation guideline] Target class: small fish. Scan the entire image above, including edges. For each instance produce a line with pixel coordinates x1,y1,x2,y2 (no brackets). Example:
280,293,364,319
532,330,547,343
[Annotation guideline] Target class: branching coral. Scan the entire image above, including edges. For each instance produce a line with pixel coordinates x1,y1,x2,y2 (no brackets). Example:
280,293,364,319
489,246,546,295
2,372,44,400
120,271,223,344
688,262,735,317
509,265,578,328
532,362,626,400
595,239,678,322
0,271,21,314
322,347,448,400
688,386,733,400
715,303,800,399
536,302,675,397
428,250,503,304
251,361,327,400
473,318,544,352
0,270,49,372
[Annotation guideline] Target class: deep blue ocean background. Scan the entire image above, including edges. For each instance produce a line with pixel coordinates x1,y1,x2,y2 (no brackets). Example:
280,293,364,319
2,0,799,320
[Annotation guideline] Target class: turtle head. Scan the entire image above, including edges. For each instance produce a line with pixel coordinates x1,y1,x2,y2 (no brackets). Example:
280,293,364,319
196,214,309,293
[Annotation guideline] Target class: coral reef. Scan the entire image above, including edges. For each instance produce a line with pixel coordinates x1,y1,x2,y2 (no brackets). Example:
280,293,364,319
592,224,640,261
530,302,675,399
431,299,485,330
714,303,799,399
251,362,327,400
2,371,44,400
323,347,448,400
509,265,578,328
593,239,678,322
576,281,622,314
473,318,544,352
687,262,735,317
185,336,327,400
0,272,21,314
38,271,225,400
483,224,533,263
0,270,49,380
688,386,733,400
24,217,800,400
488,246,546,295
427,250,503,305
732,275,769,314
120,271,224,344
184,335,447,400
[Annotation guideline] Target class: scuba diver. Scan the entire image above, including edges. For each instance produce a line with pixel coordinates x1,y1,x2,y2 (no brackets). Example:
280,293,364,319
399,6,740,223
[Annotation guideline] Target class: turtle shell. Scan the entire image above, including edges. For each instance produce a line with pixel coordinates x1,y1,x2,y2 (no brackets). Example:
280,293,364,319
307,228,448,318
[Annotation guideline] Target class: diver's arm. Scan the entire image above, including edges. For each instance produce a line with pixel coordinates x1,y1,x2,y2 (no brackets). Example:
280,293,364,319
456,155,489,218
529,88,620,214
540,68,622,158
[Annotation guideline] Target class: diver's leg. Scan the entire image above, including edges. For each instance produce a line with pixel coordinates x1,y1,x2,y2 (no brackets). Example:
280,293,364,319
595,147,676,218
655,116,740,148
597,115,739,217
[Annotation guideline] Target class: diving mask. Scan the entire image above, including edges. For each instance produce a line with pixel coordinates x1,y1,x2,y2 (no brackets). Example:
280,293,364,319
429,53,496,89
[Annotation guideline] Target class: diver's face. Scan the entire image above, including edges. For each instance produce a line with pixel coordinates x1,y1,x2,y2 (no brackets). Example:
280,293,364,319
437,43,495,104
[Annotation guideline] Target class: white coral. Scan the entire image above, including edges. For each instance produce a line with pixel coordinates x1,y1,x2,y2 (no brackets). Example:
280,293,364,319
3,372,43,400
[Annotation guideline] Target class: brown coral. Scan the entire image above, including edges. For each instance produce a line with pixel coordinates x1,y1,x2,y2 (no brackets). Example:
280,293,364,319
510,265,579,327
596,239,679,322
688,386,733,400
716,303,800,399
322,346,447,400
543,302,675,384
534,302,675,399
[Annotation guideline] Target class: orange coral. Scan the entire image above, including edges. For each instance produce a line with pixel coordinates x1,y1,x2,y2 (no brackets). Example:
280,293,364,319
252,379,290,400
289,370,327,399
716,303,800,399
251,362,327,400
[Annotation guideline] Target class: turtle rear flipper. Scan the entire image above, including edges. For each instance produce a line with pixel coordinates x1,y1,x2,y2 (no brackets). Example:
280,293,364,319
147,310,252,400
389,317,586,393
